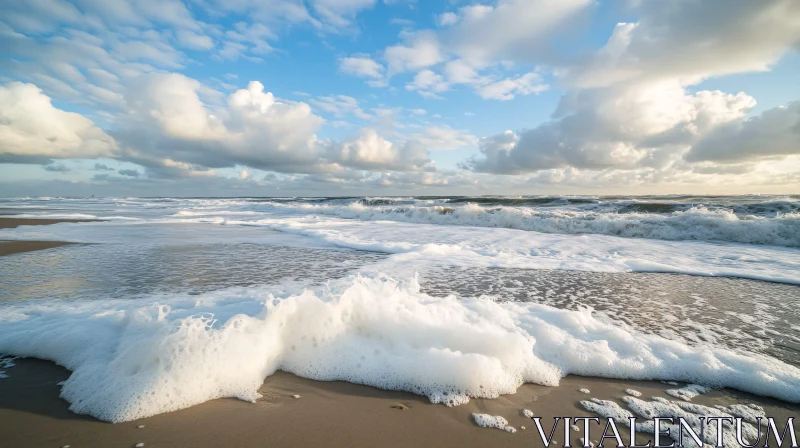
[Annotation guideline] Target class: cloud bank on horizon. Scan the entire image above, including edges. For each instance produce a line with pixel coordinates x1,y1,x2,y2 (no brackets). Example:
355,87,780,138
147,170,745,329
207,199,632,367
0,0,799,196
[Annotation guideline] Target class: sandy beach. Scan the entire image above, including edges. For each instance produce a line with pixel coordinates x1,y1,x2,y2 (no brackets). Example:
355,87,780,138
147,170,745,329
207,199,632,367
0,358,796,448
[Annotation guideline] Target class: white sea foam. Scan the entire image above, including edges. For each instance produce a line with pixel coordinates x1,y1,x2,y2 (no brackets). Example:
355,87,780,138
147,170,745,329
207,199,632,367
5,196,799,247
261,201,800,247
665,384,710,401
715,403,766,425
473,413,514,432
245,217,800,285
1,274,799,422
581,396,762,447
3,198,800,284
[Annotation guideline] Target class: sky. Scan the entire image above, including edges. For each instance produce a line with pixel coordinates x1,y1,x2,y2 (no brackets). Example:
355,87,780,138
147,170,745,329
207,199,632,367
0,0,799,197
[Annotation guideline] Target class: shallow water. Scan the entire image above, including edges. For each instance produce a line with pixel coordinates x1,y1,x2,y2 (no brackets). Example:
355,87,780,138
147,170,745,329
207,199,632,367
1,196,799,422
420,267,800,367
3,238,798,366
0,241,387,302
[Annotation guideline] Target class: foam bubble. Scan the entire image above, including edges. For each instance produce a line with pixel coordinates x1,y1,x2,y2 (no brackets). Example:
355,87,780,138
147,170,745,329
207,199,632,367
581,396,762,447
1,275,800,422
624,389,642,397
473,413,514,432
665,384,709,401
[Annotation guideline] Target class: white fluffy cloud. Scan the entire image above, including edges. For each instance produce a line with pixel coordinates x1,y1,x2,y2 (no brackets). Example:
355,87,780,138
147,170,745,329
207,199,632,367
7,71,439,178
405,126,477,151
475,72,548,100
466,0,800,176
568,0,800,88
405,69,449,98
687,101,800,163
119,75,325,173
467,82,758,173
337,56,386,86
443,0,592,66
329,128,433,171
385,31,444,75
2,0,799,193
342,0,588,100
0,82,118,162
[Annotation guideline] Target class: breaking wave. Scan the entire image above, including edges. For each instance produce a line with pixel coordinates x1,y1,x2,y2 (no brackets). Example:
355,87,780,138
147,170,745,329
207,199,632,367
1,274,799,422
265,202,800,247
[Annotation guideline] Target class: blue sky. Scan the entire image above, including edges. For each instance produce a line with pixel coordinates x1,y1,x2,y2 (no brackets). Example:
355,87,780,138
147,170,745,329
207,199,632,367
1,0,799,196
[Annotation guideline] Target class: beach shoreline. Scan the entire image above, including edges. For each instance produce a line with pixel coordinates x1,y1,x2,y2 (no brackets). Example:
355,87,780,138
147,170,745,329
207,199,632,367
0,358,797,448
1,203,799,447
0,240,74,257
0,217,100,229
0,217,97,256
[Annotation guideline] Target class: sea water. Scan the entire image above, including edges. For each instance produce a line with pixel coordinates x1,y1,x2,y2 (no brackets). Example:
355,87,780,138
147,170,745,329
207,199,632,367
0,196,798,422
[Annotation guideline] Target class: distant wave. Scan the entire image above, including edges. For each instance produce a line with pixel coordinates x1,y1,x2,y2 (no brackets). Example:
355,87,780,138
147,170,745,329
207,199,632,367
3,195,799,247
264,202,800,248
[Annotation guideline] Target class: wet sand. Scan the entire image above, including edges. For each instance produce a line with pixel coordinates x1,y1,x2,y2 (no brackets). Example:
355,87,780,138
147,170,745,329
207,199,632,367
0,240,73,256
0,358,796,448
0,217,96,256
0,217,99,229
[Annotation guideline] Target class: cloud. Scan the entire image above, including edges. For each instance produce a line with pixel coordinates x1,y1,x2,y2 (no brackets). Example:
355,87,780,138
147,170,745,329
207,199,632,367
0,82,118,163
442,0,592,66
341,0,586,100
466,82,757,173
686,100,800,163
176,30,214,50
405,126,477,151
385,31,443,75
338,56,385,85
436,12,459,27
463,0,800,177
44,163,71,173
328,128,433,171
566,1,800,88
125,73,226,141
118,169,141,177
475,72,548,100
2,0,799,193
311,0,377,28
405,69,448,98
403,59,549,101
310,95,371,119
206,0,380,32
118,74,325,174
93,163,115,171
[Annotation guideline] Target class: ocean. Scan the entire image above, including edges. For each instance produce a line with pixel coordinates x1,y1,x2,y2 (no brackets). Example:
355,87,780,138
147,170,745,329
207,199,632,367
0,195,799,423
